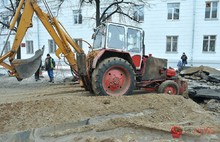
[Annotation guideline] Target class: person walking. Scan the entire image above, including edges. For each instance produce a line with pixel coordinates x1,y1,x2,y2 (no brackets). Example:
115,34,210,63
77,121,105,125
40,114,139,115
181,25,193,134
181,52,187,66
45,54,55,83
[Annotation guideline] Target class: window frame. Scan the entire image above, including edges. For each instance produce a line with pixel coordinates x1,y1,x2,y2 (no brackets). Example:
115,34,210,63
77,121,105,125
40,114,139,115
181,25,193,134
93,25,106,49
48,39,56,53
3,41,10,54
127,28,142,53
107,25,125,49
26,40,34,54
205,1,218,19
133,5,144,22
203,35,216,52
166,36,178,52
73,10,82,24
73,38,83,48
167,3,180,20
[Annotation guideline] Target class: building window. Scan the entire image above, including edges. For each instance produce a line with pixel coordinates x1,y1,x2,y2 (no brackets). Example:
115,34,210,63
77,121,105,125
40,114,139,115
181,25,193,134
48,39,56,53
1,15,9,29
73,10,82,24
203,35,216,52
3,41,10,54
101,7,112,22
133,5,144,22
72,38,82,52
26,40,34,54
3,0,9,6
167,3,180,20
205,1,218,19
166,36,178,52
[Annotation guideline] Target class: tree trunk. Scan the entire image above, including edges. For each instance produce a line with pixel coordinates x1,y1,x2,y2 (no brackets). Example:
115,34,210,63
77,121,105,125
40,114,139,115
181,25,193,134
95,0,100,27
16,13,21,59
16,0,21,59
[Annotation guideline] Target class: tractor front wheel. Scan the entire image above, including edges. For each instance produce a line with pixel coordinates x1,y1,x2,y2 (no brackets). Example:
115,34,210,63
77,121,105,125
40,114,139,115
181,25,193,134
92,57,135,96
158,80,179,95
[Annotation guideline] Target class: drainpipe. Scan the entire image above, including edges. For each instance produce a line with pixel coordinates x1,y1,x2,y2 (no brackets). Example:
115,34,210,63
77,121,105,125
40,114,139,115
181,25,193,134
37,18,40,49
191,0,196,66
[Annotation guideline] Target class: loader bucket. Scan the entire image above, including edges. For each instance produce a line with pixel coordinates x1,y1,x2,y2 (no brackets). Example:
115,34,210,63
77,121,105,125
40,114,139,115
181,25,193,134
11,47,44,79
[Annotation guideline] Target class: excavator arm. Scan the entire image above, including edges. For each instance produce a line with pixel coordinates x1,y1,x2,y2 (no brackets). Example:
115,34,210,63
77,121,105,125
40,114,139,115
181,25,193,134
0,0,85,81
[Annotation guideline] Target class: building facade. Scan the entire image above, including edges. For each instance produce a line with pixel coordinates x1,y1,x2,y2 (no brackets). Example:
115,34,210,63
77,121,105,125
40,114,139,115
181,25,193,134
0,0,220,68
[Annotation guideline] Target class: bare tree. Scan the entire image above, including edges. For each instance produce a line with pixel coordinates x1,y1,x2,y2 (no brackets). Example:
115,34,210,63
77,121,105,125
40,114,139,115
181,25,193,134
0,0,18,31
0,0,21,58
79,0,150,27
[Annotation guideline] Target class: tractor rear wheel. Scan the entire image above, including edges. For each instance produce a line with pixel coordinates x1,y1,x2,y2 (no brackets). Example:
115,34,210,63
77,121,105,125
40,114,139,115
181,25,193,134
158,80,179,95
92,57,135,96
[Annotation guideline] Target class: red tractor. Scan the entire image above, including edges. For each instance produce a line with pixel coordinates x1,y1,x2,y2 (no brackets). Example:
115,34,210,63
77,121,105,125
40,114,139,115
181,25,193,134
77,22,188,96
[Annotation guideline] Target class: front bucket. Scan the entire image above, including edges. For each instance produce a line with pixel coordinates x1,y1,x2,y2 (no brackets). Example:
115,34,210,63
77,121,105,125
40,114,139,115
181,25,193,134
12,47,44,79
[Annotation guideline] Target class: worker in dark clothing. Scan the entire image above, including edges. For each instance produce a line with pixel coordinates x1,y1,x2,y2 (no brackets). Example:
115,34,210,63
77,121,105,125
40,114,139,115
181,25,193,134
45,54,55,83
35,61,42,81
181,52,188,66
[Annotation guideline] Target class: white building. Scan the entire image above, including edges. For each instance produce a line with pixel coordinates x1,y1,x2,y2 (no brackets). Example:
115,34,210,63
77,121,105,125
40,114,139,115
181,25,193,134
0,0,220,68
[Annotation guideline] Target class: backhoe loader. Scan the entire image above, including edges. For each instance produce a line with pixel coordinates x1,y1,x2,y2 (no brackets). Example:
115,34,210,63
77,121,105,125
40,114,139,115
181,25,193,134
0,0,188,97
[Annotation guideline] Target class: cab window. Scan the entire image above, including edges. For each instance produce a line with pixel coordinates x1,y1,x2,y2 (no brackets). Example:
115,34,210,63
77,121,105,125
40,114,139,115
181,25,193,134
108,25,125,49
127,28,141,53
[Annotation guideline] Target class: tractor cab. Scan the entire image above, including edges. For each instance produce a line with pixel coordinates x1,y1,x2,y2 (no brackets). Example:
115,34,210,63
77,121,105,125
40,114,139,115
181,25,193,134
92,22,144,69
93,22,144,53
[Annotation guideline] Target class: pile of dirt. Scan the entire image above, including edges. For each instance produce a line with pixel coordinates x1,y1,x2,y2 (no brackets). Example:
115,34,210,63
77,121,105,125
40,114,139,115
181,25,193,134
0,89,219,134
0,70,219,141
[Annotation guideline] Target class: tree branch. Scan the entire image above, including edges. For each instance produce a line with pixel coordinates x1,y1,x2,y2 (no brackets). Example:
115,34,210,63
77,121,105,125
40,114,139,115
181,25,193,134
57,0,64,16
99,0,124,22
4,7,14,12
80,0,149,26
0,21,17,32
0,21,8,28
100,1,144,23
117,11,141,23
10,0,15,11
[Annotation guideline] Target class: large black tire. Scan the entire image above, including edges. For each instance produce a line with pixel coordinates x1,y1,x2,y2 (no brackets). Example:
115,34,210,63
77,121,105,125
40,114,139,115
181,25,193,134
158,80,179,95
92,57,136,96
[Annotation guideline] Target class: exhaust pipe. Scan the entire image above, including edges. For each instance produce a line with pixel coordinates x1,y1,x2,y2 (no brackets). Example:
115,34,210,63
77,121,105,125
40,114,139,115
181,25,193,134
11,46,44,79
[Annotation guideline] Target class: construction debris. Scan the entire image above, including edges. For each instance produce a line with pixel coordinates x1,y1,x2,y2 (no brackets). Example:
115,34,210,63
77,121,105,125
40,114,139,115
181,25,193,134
180,66,220,100
180,65,220,83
